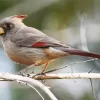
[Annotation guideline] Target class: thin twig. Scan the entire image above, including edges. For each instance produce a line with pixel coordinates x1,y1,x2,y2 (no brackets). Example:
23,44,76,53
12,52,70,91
27,83,45,100
41,58,99,74
17,80,44,100
89,79,96,100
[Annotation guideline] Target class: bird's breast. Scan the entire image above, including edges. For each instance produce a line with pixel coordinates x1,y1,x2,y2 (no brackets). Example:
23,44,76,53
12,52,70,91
3,40,51,65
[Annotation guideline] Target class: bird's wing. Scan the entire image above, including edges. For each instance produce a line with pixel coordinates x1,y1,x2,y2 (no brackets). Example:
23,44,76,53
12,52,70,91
11,27,100,59
11,27,69,48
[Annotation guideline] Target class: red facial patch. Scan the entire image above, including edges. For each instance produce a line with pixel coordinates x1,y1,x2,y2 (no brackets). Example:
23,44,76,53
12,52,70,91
33,42,48,48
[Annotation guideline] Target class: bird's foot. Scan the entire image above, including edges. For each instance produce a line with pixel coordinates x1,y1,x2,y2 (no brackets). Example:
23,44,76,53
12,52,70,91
17,64,35,77
18,71,30,77
32,72,46,82
18,71,25,76
41,72,46,83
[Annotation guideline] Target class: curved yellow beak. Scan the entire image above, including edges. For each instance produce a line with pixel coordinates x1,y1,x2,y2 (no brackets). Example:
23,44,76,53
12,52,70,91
0,27,4,35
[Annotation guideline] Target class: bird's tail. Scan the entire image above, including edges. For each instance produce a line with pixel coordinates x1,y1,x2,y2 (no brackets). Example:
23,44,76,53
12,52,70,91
65,48,100,59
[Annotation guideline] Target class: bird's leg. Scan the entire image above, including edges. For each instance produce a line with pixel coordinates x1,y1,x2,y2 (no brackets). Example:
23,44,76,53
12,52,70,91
33,62,49,79
40,62,49,83
41,62,49,74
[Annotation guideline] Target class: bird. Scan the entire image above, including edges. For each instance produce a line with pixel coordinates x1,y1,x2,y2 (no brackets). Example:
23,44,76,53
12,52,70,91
0,15,100,74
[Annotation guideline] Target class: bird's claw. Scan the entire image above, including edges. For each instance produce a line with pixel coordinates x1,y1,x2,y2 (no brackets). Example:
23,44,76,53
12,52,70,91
18,72,31,77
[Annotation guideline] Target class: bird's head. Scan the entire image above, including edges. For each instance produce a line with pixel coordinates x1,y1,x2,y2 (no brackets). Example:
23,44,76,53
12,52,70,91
0,15,27,37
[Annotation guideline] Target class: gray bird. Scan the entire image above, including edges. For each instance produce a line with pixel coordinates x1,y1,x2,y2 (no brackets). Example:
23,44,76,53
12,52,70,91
0,15,100,73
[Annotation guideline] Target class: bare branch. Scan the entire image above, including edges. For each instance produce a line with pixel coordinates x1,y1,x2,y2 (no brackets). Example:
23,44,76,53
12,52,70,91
1,72,100,100
0,73,58,100
1,73,100,81
30,73,100,80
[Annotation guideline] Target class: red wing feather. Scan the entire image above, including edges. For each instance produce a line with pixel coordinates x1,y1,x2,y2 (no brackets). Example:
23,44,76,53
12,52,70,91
32,42,49,48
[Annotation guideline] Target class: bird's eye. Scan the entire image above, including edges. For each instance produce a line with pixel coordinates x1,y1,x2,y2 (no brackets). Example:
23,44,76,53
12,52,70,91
3,23,13,30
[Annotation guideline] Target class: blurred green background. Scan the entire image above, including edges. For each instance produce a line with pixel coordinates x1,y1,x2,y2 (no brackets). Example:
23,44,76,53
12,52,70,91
1,0,100,100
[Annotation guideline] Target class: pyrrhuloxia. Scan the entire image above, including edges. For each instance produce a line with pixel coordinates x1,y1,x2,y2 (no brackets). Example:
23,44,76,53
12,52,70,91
0,15,100,73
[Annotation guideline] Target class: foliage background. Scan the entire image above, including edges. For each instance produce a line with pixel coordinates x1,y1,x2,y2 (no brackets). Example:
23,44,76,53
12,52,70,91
0,0,100,100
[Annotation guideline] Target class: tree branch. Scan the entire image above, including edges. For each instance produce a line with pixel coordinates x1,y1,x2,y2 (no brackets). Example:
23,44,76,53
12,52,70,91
30,73,100,80
1,72,100,100
0,73,58,100
1,73,100,81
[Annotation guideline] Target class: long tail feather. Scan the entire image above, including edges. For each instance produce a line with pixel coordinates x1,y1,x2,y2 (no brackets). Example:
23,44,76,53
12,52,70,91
66,48,100,59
